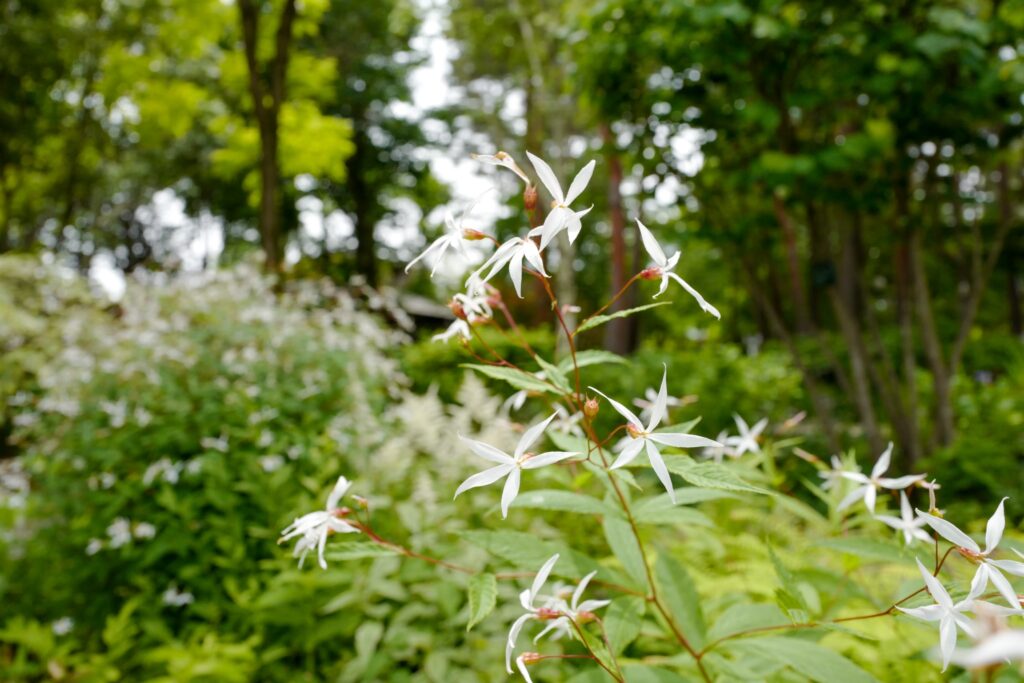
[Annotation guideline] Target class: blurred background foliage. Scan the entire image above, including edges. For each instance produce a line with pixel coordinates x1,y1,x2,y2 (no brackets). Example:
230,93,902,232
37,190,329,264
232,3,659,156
1,0,1023,680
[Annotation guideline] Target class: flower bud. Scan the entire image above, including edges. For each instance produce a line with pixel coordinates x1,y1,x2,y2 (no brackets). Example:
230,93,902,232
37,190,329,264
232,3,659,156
521,652,543,665
583,398,599,419
626,423,643,439
523,184,538,211
640,266,662,280
449,299,467,320
462,228,488,241
351,495,369,510
577,610,597,624
535,607,562,621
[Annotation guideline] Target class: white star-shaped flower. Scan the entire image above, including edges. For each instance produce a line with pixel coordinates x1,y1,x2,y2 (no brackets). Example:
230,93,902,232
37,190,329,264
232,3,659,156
472,236,548,299
875,491,932,545
917,498,1024,608
533,570,611,643
950,629,1024,670
590,366,721,504
899,558,983,671
473,151,531,186
525,152,595,250
405,193,487,276
633,387,685,424
701,430,735,463
454,414,580,518
837,442,926,514
726,414,768,456
636,219,720,319
279,476,360,569
507,554,559,675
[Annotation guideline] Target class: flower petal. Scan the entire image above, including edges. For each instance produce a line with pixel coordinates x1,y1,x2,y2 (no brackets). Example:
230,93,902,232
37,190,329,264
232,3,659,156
515,413,559,460
635,219,667,267
916,557,953,609
572,571,597,610
939,615,957,671
532,553,559,601
984,562,1021,609
526,151,564,204
521,450,580,469
501,467,521,518
454,464,514,498
646,440,676,504
588,387,642,427
325,476,352,510
460,435,515,464
647,432,723,449
667,272,721,319
984,497,1008,555
509,250,525,298
916,510,981,553
564,160,596,205
610,438,645,469
646,365,669,432
871,442,893,479
506,613,533,673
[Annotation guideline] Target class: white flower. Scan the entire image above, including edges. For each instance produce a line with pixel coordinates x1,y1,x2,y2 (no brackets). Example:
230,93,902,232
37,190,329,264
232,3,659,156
533,570,611,642
432,319,472,343
636,219,720,319
405,194,486,276
133,522,156,539
106,518,132,548
701,430,735,463
899,558,983,671
162,584,195,607
473,236,548,299
837,442,925,514
507,554,559,675
875,491,931,545
917,498,1024,608
726,414,768,456
525,152,595,250
279,476,360,570
85,538,103,555
633,387,685,424
819,455,846,491
590,366,721,504
51,617,74,635
473,151,531,185
454,414,579,518
950,630,1024,669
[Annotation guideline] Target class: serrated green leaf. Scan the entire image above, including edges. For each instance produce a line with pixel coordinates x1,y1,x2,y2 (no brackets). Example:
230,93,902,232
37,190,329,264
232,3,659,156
663,456,772,495
556,349,627,374
654,553,706,650
512,489,617,516
603,516,647,585
460,364,558,394
725,636,879,683
535,356,572,393
816,537,917,564
575,302,672,334
604,596,646,654
466,573,497,631
707,603,789,641
325,541,399,561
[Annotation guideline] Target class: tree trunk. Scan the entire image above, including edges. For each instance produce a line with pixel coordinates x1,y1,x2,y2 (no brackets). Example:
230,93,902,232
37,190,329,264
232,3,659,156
601,123,636,354
773,192,812,333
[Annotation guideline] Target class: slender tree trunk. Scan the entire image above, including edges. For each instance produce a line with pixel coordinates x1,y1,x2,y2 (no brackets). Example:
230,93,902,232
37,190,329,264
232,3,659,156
773,192,812,333
601,123,635,353
349,126,378,286
239,0,297,273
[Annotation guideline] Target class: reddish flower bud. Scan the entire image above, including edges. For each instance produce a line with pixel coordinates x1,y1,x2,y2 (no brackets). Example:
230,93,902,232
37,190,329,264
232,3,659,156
583,398,600,419
535,607,562,621
640,266,662,280
462,228,488,241
521,652,543,665
523,184,538,211
626,423,643,439
449,299,467,320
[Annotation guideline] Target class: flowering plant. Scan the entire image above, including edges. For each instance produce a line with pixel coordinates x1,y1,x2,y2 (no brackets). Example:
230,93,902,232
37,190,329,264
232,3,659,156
279,150,1024,681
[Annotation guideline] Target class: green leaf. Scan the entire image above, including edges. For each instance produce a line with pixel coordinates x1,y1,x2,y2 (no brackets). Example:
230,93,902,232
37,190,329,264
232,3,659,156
460,530,627,585
325,541,399,561
663,456,772,496
654,553,706,650
603,516,647,585
769,546,810,623
575,302,672,334
707,603,789,641
460,364,558,394
535,356,572,393
556,349,627,374
512,489,617,516
816,537,917,564
548,430,590,454
465,573,497,631
726,636,879,683
604,596,646,654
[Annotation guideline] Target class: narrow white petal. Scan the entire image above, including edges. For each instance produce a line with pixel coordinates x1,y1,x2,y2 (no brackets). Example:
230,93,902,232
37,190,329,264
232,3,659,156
878,474,927,489
647,432,723,449
532,554,560,600
521,450,580,469
950,630,1024,669
325,476,352,510
588,387,643,427
567,208,590,243
516,655,535,683
837,485,867,512
515,413,559,460
667,272,721,318
572,571,597,610
871,442,893,479
647,365,669,432
988,559,1024,577
509,251,525,298
984,563,1021,608
916,557,953,609
898,604,945,621
564,159,596,205
984,497,1008,555
526,151,564,204
454,464,514,498
917,510,981,553
460,436,515,464
653,274,670,298
610,438,645,469
635,219,667,267
506,613,533,673
404,239,443,274
537,208,568,251
521,239,548,276
501,467,522,518
939,615,957,671
646,440,676,504
864,485,877,515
